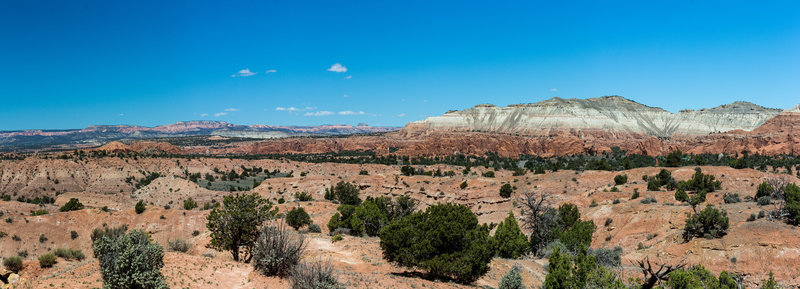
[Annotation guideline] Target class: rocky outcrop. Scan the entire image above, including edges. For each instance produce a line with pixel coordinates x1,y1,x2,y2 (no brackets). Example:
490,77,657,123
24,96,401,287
403,96,780,137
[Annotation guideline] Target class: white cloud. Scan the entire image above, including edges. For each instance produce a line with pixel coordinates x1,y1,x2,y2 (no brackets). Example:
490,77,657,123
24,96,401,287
344,75,352,79
118,113,124,117
231,69,257,77
550,88,558,92
265,69,277,74
214,112,227,117
200,113,208,117
224,108,239,112
277,106,313,112
396,113,405,117
304,111,334,116
338,111,366,116
343,94,349,98
327,63,347,73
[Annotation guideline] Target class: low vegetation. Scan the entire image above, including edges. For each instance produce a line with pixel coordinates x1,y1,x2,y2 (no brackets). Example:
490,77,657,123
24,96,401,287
206,193,276,262
286,207,312,230
93,229,167,289
252,223,306,278
379,203,493,283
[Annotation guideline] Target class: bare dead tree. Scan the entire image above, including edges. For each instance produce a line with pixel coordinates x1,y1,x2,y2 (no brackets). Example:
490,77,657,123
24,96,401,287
520,191,550,230
766,176,792,219
637,256,685,289
520,191,558,256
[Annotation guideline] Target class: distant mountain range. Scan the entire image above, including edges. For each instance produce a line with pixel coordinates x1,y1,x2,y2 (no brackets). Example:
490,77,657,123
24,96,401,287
0,121,399,152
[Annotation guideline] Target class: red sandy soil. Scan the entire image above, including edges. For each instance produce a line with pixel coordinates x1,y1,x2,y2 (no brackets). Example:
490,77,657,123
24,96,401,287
1,156,800,288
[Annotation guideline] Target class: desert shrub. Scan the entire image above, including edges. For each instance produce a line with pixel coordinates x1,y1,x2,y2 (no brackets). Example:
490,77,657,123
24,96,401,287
93,229,167,289
674,189,689,202
70,230,79,240
590,247,622,268
558,218,596,253
722,193,741,204
60,198,84,212
307,223,321,233
332,181,361,205
679,167,722,194
12,235,21,241
613,174,628,185
756,182,774,200
647,179,662,191
784,183,800,225
3,256,23,272
612,199,620,204
498,266,525,289
207,193,275,262
499,184,513,198
294,192,312,202
491,211,528,259
665,150,683,167
630,190,640,200
290,259,344,289
761,271,780,289
286,207,312,230
543,247,626,289
359,170,369,175
168,239,190,253
252,223,306,278
327,196,415,237
31,209,48,216
640,197,657,204
135,200,145,214
666,265,741,289
183,198,198,210
379,203,493,283
54,248,86,261
460,181,468,189
278,197,285,204
16,250,28,258
683,205,729,241
482,171,495,178
747,214,756,222
38,253,57,268
331,234,343,242
39,233,48,243
609,186,620,192
0,231,6,238
757,196,772,206
91,225,128,242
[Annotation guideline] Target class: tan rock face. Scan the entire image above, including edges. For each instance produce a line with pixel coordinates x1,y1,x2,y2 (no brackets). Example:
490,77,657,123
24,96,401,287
403,96,781,137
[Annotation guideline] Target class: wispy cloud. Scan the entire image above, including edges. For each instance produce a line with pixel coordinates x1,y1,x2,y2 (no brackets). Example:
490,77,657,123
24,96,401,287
344,75,352,79
338,111,366,116
224,108,239,112
231,69,257,77
327,63,347,73
118,113,125,117
214,112,227,117
550,88,558,92
343,94,349,98
304,111,334,116
200,113,208,117
265,69,277,74
396,113,405,117
276,106,314,112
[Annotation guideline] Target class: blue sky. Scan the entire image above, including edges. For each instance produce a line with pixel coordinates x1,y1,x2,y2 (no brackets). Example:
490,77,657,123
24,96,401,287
1,1,799,130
